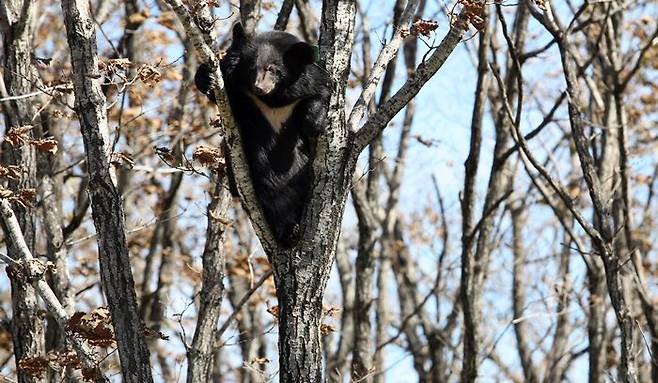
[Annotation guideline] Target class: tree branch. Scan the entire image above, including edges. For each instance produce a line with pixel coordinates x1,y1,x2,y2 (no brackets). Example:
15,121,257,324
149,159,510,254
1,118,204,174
0,199,107,383
274,0,295,31
353,14,469,154
346,0,419,132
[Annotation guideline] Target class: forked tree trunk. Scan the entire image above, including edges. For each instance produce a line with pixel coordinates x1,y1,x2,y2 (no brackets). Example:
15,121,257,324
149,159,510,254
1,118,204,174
269,1,355,380
271,173,351,380
164,0,467,380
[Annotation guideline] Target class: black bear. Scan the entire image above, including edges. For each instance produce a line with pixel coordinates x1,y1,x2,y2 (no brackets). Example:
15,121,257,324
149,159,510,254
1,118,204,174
195,23,331,247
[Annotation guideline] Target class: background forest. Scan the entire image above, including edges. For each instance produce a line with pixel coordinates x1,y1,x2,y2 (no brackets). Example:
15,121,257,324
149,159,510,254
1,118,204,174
1,0,657,382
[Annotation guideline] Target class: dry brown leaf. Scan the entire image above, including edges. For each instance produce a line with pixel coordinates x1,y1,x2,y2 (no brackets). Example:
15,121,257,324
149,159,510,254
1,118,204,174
267,304,280,319
143,327,170,340
5,125,33,146
82,367,102,382
127,11,148,24
193,144,225,170
0,186,14,199
110,151,135,169
0,164,22,180
9,188,36,208
320,323,336,336
18,356,48,377
30,137,58,154
138,64,162,87
324,306,341,317
106,58,132,72
251,356,271,364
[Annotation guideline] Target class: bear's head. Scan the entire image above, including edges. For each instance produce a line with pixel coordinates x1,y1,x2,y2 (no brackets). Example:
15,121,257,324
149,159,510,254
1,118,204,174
222,23,317,98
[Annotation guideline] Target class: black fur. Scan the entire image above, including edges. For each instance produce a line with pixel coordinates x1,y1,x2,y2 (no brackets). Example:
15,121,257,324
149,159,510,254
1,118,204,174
195,23,330,246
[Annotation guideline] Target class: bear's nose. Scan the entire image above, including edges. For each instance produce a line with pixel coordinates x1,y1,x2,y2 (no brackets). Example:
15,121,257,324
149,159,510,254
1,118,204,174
254,71,276,95
253,85,265,95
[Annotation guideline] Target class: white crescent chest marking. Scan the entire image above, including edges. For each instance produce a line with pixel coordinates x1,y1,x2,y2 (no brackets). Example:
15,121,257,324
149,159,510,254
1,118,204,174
246,92,300,133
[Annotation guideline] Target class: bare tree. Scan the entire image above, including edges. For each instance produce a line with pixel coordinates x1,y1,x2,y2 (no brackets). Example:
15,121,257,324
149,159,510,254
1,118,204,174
1,1,656,382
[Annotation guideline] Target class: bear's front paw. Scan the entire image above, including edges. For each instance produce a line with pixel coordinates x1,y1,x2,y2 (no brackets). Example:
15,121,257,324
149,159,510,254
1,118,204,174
194,64,217,102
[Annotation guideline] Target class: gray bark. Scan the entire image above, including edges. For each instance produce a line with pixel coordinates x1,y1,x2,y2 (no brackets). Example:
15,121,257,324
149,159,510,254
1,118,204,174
351,184,378,381
187,181,231,383
509,202,539,383
544,219,574,383
459,13,490,383
294,0,318,43
59,0,154,381
274,0,295,31
38,114,73,383
223,208,268,383
1,0,45,381
461,5,529,380
325,239,354,381
239,0,261,34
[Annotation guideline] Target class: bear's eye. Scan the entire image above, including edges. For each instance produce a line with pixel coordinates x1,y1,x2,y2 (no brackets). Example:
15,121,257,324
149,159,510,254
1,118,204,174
265,64,280,74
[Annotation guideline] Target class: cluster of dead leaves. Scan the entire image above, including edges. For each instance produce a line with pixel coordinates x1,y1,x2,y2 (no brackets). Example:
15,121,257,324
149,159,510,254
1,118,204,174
193,144,226,172
101,58,132,73
100,58,162,88
110,151,135,169
18,350,82,378
458,0,486,31
0,164,22,180
66,307,115,348
0,187,37,208
138,64,162,87
401,18,439,38
320,306,340,335
4,125,58,154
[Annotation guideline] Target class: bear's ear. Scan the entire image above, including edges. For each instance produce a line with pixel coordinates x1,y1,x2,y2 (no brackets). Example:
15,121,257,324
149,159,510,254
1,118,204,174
231,23,248,45
286,42,317,66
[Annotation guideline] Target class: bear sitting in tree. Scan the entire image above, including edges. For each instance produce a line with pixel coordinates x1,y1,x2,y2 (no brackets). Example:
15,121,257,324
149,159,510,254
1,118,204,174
195,23,331,247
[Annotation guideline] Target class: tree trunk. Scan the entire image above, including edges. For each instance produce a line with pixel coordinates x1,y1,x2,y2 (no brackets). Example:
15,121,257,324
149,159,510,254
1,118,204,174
351,186,378,381
1,0,45,380
60,0,154,381
276,262,326,382
187,181,231,383
325,240,354,381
